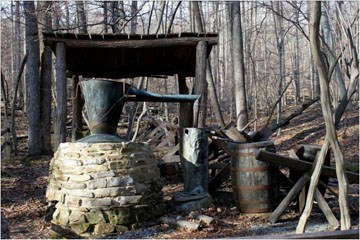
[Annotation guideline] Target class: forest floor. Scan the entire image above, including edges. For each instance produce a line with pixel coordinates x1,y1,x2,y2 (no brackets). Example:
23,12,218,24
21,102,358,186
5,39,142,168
1,102,359,239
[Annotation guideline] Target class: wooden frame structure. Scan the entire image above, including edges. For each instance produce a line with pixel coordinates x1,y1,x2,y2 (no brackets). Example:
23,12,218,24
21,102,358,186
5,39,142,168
43,32,218,146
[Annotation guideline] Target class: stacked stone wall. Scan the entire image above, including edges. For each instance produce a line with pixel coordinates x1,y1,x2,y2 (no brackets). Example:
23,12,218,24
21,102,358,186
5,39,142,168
46,142,164,237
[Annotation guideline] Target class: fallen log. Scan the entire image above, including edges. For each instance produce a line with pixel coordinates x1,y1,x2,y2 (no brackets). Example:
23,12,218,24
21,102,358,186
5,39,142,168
189,211,215,225
241,229,359,239
159,216,200,231
223,127,249,142
257,97,320,140
256,150,359,184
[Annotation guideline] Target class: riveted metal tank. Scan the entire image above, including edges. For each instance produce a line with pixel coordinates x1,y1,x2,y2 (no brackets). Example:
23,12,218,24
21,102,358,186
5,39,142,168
78,79,129,143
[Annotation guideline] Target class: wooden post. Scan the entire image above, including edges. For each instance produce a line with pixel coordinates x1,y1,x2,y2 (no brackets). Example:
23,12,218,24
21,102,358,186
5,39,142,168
71,75,84,141
178,74,193,137
289,150,306,214
314,188,340,229
193,41,207,128
55,42,67,148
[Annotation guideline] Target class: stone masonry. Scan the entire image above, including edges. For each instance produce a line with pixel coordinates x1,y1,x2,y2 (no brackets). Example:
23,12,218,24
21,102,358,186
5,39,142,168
46,141,164,237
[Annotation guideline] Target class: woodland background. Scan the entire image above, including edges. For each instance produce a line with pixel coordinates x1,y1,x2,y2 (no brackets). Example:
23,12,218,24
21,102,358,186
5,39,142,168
1,1,358,155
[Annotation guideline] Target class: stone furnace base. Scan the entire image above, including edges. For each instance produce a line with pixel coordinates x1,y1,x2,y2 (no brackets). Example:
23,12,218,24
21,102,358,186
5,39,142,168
46,142,164,237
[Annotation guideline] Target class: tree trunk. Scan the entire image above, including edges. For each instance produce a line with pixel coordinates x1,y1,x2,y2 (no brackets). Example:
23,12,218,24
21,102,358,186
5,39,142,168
296,2,351,232
272,2,285,135
76,1,87,33
24,1,42,156
192,1,224,128
225,3,235,119
321,3,346,103
109,1,121,33
333,1,359,126
38,1,53,154
130,1,137,34
13,1,24,109
103,1,108,33
231,1,248,130
155,1,166,34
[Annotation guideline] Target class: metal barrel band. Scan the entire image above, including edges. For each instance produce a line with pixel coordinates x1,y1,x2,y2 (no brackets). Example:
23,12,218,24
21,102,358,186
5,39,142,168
240,207,272,213
236,152,257,157
238,200,272,205
232,185,272,191
231,166,270,172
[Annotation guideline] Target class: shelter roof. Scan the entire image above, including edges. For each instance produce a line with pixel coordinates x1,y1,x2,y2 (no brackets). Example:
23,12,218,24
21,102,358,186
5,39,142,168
43,32,218,78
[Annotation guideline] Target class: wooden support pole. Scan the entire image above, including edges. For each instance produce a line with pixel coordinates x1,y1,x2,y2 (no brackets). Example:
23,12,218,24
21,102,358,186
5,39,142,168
256,150,359,184
55,42,67,148
193,41,207,128
289,150,306,214
269,173,310,224
71,75,84,141
208,162,230,194
178,74,193,138
314,188,340,230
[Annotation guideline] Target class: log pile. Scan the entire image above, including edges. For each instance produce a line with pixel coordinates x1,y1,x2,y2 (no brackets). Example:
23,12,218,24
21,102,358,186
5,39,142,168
134,117,180,177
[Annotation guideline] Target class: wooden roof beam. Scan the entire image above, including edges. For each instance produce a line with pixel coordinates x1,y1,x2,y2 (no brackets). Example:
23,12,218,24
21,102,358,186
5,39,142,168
44,36,218,49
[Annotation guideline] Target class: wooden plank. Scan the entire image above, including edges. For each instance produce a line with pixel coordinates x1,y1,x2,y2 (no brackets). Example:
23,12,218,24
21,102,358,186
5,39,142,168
223,127,247,142
208,163,230,194
256,150,359,184
241,229,359,239
162,155,180,163
163,144,180,157
44,36,218,48
208,162,228,170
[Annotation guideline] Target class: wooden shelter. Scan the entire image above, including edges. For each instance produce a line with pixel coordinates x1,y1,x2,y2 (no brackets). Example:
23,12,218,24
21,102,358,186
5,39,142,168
43,32,218,146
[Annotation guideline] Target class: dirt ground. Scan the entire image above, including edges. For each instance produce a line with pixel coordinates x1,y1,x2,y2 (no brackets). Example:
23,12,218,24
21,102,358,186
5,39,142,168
1,103,359,239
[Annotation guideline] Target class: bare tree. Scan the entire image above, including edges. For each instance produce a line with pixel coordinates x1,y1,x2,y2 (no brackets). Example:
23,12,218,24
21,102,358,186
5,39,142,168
130,1,138,34
24,1,41,156
296,2,351,232
192,1,225,128
103,1,108,33
231,1,248,129
13,1,24,109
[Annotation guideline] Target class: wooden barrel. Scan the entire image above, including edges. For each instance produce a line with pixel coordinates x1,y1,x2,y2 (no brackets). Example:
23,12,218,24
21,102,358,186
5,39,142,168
229,141,278,213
